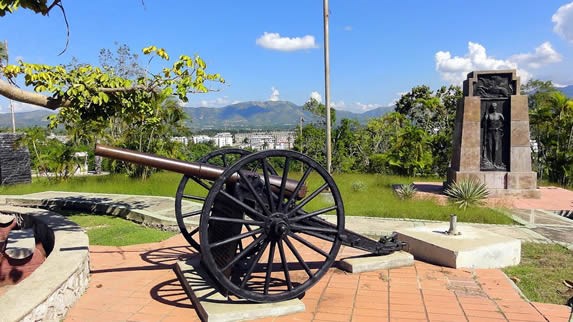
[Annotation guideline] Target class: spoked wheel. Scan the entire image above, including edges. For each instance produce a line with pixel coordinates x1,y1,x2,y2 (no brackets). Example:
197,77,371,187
175,149,252,252
199,150,345,302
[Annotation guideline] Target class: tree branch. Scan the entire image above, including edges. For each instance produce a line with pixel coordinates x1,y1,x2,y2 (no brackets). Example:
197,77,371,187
0,79,158,110
0,79,69,110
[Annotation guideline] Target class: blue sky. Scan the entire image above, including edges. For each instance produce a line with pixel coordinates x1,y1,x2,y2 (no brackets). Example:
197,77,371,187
1,0,573,114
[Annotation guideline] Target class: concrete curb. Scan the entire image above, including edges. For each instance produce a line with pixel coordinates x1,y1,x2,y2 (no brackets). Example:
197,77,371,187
0,206,90,322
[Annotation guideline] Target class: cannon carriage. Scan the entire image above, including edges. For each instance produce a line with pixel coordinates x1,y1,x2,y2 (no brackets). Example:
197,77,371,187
95,144,404,303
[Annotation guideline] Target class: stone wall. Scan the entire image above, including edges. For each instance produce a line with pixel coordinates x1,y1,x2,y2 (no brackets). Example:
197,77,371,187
0,133,32,185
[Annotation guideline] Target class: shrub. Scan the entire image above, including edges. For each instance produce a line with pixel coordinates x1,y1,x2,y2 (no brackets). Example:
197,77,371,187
395,183,417,200
351,181,368,192
444,179,489,209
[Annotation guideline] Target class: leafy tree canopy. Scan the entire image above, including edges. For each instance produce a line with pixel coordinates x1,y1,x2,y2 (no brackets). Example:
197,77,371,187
0,0,62,16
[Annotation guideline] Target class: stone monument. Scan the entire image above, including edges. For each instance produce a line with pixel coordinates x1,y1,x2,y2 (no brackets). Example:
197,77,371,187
0,133,32,185
447,70,539,197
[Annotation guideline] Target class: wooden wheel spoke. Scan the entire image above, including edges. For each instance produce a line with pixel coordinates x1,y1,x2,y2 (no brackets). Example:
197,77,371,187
220,190,266,221
181,194,206,202
238,170,272,217
189,176,211,191
288,232,329,258
290,206,338,223
284,236,314,278
283,166,312,211
290,223,339,235
287,183,329,217
277,157,291,211
277,241,293,290
182,209,202,218
261,158,276,213
240,239,270,288
209,228,263,249
263,241,276,295
208,216,264,227
221,233,267,272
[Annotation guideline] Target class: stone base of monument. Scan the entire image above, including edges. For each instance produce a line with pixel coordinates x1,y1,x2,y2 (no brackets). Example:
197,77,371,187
394,224,521,269
175,256,305,322
338,251,414,273
447,170,541,198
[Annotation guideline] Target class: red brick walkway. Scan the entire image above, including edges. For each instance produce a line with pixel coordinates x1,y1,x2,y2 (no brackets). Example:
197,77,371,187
65,235,572,322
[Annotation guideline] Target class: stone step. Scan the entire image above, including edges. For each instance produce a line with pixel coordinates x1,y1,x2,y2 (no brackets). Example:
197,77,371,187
4,228,36,260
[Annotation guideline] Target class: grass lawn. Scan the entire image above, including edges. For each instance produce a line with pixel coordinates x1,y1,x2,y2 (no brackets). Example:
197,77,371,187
0,171,513,224
67,213,176,246
503,243,573,306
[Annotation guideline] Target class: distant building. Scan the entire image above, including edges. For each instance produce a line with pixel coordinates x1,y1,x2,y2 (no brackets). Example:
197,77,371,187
192,135,212,144
170,136,189,145
213,132,233,147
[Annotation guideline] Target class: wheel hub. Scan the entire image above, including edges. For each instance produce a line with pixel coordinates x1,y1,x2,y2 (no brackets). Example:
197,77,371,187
266,214,289,240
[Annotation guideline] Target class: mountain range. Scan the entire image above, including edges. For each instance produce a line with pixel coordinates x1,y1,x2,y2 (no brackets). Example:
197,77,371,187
2,84,572,131
0,101,394,131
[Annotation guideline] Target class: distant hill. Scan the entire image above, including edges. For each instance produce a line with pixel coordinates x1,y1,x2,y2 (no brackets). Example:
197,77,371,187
558,85,573,97
184,101,394,130
0,110,54,129
0,101,394,131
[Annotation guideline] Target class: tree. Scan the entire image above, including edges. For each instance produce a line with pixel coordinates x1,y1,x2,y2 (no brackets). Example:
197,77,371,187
394,85,461,175
1,46,223,125
303,98,336,126
529,89,573,186
0,0,63,16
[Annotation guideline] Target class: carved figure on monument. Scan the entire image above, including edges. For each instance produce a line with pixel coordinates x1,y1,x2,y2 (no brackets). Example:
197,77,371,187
474,75,513,98
481,102,506,170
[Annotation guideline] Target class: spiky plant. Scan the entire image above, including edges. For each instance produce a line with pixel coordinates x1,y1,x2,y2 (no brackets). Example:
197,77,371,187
395,183,417,200
444,179,489,209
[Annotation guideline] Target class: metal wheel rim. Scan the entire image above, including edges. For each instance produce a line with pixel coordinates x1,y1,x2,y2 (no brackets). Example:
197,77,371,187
175,149,252,252
199,149,344,302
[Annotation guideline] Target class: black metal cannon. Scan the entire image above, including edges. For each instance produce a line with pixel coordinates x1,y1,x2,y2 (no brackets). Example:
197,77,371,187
95,144,404,302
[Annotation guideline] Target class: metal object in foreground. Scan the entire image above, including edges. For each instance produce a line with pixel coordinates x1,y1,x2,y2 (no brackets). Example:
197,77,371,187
95,145,405,303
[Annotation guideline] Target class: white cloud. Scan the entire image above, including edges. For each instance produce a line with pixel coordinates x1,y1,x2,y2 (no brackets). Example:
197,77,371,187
434,41,563,84
330,100,346,109
196,97,232,108
309,91,322,103
509,42,561,68
269,87,280,101
256,32,318,51
553,2,573,43
354,102,381,112
343,26,353,32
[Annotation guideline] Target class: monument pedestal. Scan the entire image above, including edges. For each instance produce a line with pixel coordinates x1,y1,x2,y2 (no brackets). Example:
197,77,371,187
446,70,539,198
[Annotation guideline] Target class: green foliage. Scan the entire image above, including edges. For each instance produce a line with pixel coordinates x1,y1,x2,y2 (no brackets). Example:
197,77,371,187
0,0,57,16
395,183,417,200
67,213,176,246
503,242,573,305
444,179,489,209
351,181,367,192
2,45,223,131
17,127,89,181
527,81,573,186
0,172,514,225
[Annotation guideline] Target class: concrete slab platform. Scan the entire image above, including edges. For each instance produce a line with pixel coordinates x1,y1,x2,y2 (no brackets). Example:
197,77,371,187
395,224,521,269
338,251,414,273
175,256,305,322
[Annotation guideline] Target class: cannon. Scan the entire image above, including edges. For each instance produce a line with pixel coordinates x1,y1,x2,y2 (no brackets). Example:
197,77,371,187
95,144,404,302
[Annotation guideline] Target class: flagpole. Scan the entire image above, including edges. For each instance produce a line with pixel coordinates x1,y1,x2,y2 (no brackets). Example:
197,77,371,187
323,0,332,174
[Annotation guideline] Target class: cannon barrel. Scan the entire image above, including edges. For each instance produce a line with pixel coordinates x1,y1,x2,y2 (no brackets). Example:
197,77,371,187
94,144,305,197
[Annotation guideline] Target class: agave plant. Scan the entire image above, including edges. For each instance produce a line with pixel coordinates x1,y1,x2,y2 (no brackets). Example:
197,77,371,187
444,179,489,209
395,183,417,200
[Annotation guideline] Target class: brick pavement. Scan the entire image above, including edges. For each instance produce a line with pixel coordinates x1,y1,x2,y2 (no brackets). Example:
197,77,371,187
64,234,572,322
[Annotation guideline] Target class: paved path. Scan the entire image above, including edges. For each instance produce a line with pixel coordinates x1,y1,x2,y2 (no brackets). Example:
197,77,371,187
1,189,573,321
